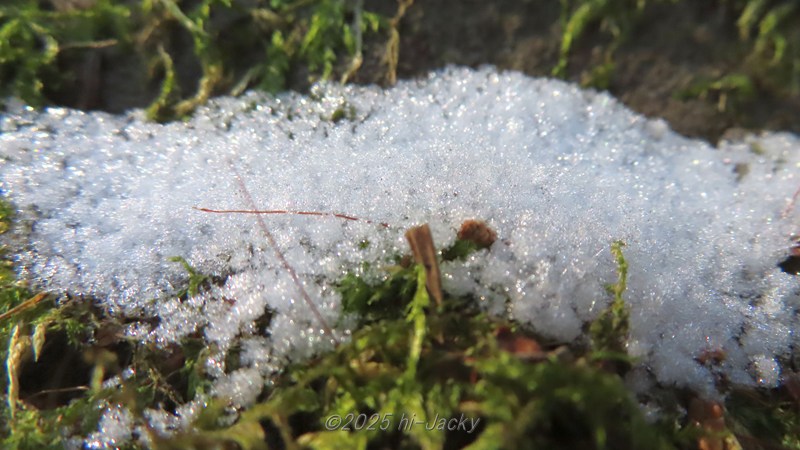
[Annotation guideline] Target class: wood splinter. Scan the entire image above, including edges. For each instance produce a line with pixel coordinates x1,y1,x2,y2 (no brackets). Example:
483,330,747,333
405,224,443,307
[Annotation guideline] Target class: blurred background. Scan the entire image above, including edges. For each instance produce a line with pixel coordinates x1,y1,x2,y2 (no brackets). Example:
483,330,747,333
1,1,798,139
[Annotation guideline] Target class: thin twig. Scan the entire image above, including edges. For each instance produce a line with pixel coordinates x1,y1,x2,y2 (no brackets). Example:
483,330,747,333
224,161,340,345
383,0,415,85
25,385,90,400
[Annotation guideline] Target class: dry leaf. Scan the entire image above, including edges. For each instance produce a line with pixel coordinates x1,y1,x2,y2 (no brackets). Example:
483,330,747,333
695,348,727,366
494,326,545,361
457,219,497,249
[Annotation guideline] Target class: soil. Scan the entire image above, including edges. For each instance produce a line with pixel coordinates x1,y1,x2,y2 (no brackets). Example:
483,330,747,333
48,1,800,145
380,0,800,144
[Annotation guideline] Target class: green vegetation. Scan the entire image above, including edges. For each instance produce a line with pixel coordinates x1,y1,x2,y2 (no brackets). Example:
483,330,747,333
736,0,800,95
3,206,799,448
2,1,800,448
554,0,657,87
725,385,800,449
441,239,482,262
0,199,111,448
169,256,210,299
555,0,800,100
0,0,130,107
2,0,797,127
148,264,677,449
0,0,392,121
675,73,756,113
589,240,630,355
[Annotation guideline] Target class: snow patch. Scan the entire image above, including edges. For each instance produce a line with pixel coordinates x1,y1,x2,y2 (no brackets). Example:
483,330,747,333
1,67,799,441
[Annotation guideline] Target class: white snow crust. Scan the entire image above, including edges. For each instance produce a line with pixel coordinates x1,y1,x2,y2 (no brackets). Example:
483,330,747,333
1,67,799,444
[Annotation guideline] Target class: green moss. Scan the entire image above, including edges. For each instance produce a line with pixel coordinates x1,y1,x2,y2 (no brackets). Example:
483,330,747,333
1,0,391,120
149,258,679,450
4,3,800,446
553,0,799,101
0,201,184,449
0,200,13,235
589,240,630,356
725,386,800,450
337,263,418,326
3,207,798,448
441,239,480,262
0,0,131,107
0,299,115,449
168,256,210,298
329,101,356,123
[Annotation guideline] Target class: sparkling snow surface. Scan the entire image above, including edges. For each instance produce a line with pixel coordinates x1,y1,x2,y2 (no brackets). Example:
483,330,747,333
1,67,799,440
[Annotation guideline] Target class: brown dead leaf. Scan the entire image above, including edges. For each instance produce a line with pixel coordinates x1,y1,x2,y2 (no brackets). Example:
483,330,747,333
696,348,727,366
457,219,497,249
494,326,545,360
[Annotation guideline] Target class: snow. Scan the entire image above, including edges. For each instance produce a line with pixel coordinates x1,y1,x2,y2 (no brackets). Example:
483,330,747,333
1,67,799,442
84,405,133,450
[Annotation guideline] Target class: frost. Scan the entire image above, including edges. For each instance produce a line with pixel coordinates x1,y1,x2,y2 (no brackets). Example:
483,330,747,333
1,67,799,441
84,405,133,449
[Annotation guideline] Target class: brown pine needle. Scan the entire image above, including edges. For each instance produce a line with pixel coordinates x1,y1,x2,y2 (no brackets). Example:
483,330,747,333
224,161,340,345
194,206,390,228
782,183,800,219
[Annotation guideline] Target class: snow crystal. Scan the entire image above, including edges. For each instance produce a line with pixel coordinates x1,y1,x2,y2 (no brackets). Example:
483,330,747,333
1,67,799,441
84,405,134,449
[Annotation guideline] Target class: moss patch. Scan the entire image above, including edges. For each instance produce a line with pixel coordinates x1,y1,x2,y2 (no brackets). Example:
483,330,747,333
0,0,395,120
1,204,799,448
